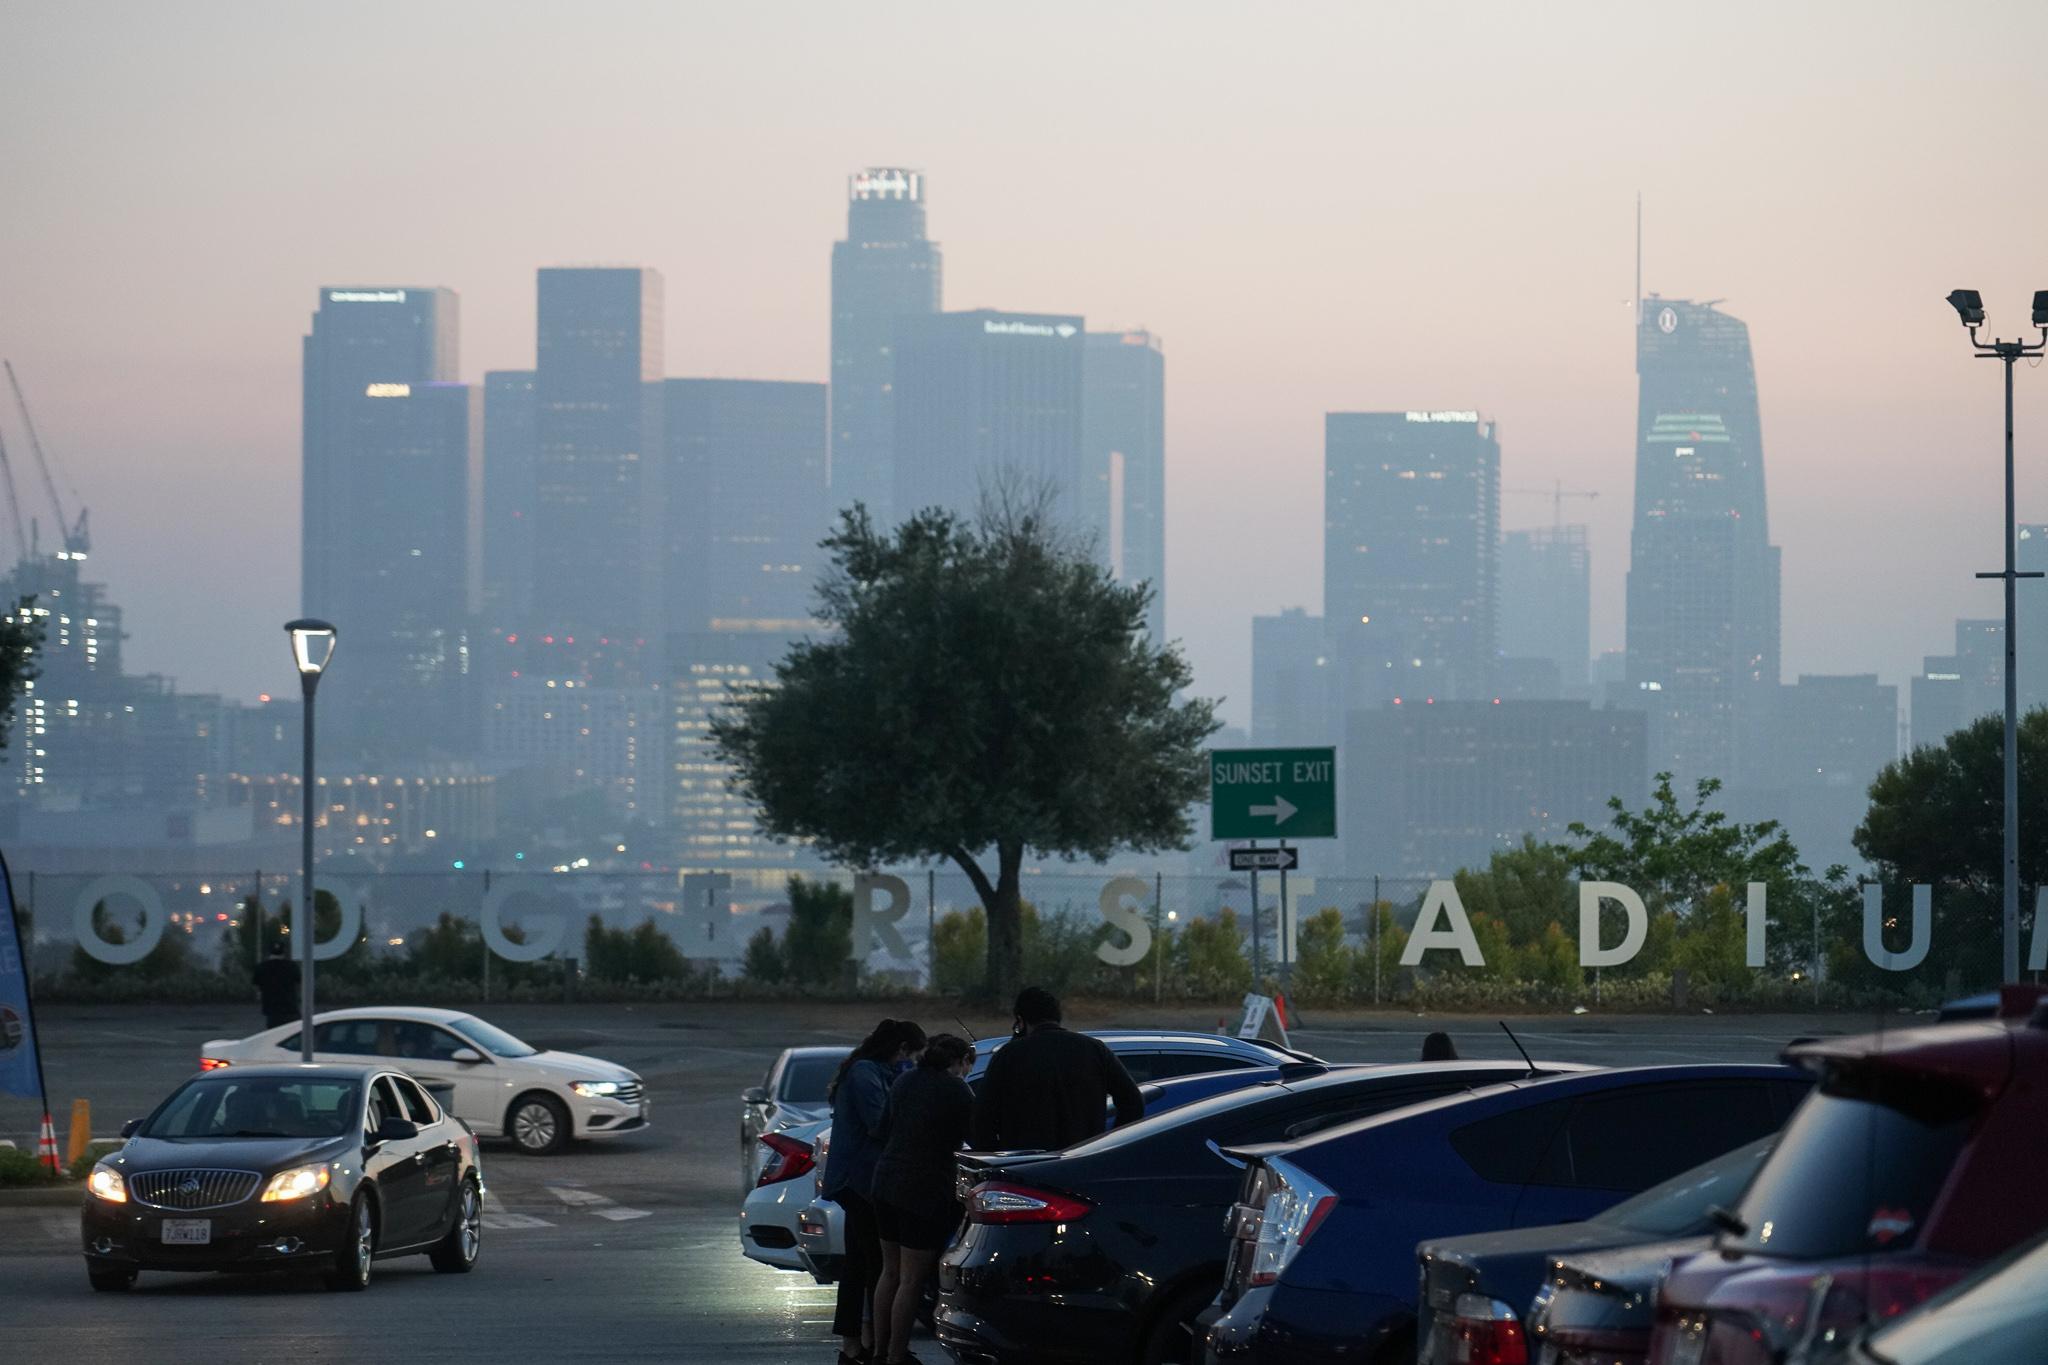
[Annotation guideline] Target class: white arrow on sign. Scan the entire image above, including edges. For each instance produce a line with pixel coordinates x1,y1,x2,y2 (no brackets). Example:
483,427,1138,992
1249,795,1298,825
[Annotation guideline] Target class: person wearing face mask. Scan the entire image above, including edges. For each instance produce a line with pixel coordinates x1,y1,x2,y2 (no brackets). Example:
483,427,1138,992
868,1034,977,1365
823,1017,927,1365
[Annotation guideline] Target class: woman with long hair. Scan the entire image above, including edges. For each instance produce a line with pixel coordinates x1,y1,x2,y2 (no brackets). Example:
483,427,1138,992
869,1033,976,1365
823,1017,927,1365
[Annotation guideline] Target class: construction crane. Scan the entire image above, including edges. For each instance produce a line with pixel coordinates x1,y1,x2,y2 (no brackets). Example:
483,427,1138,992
1505,480,1599,530
3,360,89,558
0,422,29,568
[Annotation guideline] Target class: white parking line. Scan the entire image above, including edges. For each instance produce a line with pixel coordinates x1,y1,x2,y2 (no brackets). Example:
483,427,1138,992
590,1207,651,1221
479,1212,555,1229
545,1186,612,1206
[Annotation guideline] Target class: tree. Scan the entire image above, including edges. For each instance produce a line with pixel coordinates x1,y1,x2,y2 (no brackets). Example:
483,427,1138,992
713,499,1219,1001
741,926,786,985
585,916,690,983
1854,710,2048,988
0,599,42,756
782,877,854,989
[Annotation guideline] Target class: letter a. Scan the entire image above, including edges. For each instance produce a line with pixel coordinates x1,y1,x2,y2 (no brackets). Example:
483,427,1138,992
1579,882,1648,968
1400,880,1485,967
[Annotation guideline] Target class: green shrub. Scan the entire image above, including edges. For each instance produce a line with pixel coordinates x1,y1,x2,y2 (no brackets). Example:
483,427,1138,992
585,916,691,983
741,925,785,984
0,1144,59,1186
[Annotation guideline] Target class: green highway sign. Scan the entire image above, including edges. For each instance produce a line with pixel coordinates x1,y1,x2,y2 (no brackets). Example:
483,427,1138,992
1209,746,1336,840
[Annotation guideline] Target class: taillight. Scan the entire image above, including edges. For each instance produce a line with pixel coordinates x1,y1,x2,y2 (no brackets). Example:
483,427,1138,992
198,1057,231,1071
1445,1295,1528,1365
1658,1262,1968,1364
755,1132,816,1187
964,1180,1092,1225
1244,1156,1337,1287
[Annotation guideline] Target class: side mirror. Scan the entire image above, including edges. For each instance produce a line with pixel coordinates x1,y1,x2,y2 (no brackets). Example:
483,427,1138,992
741,1086,771,1106
376,1116,420,1143
120,1119,142,1139
449,1048,483,1065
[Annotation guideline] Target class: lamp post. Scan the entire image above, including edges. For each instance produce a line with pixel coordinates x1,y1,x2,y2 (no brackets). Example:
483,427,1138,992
284,619,337,1062
1945,291,2048,984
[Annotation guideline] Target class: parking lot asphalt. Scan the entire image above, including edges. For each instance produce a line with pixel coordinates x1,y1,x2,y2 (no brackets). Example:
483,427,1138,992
0,1001,1900,1362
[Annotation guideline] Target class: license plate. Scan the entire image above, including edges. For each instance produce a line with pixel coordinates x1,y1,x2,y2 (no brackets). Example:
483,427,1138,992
161,1219,212,1245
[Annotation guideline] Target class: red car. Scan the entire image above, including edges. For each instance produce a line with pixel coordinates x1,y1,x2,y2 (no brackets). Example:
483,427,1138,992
1648,987,2048,1365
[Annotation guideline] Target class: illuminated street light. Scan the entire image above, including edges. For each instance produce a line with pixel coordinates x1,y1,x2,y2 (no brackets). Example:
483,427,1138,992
283,618,336,1061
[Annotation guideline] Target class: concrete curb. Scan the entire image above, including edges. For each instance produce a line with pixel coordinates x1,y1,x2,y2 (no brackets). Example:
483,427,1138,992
0,1185,82,1208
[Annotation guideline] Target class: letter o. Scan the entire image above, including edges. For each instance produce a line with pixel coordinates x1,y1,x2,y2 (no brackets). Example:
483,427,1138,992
72,875,167,966
482,883,568,962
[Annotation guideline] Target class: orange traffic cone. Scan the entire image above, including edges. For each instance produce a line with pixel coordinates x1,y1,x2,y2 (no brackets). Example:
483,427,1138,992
35,1112,59,1174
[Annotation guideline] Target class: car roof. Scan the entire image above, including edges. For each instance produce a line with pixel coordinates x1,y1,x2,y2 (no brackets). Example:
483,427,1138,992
1271,1063,1801,1158
307,1006,479,1025
1784,1019,2026,1096
188,1062,384,1080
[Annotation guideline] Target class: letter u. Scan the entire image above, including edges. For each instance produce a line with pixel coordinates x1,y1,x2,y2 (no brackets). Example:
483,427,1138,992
1861,884,1932,972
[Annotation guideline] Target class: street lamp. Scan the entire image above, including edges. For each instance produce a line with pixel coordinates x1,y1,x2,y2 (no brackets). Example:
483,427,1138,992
284,619,336,1061
1945,293,2047,984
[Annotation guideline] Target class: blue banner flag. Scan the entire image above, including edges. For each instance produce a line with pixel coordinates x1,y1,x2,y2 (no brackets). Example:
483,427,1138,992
0,853,48,1103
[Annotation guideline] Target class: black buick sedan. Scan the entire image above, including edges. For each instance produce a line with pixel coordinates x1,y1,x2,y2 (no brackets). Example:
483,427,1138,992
81,1062,484,1291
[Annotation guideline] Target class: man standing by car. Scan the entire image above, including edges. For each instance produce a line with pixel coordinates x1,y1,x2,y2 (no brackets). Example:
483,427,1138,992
253,941,299,1029
971,987,1143,1151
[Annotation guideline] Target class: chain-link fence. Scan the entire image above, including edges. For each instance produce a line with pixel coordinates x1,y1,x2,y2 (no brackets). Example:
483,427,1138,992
10,863,2007,1010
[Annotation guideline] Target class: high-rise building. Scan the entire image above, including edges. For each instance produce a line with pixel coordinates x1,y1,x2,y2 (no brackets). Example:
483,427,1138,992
1251,609,1328,747
1345,700,1647,878
531,267,664,683
892,310,1085,527
300,287,471,766
1912,618,2004,749
662,379,829,634
831,169,942,528
1324,411,1499,714
1083,330,1167,644
1740,674,1897,872
481,370,537,631
1624,297,1780,791
1500,525,1590,694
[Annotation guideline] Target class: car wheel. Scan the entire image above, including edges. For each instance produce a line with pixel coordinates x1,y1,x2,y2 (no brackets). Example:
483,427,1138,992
429,1177,482,1273
324,1194,375,1292
507,1093,570,1156
1138,1284,1217,1365
87,1265,137,1292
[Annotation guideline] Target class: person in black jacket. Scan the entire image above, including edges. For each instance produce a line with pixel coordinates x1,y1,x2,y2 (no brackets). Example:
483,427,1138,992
823,1017,927,1365
253,942,299,1028
969,987,1143,1152
870,1034,975,1365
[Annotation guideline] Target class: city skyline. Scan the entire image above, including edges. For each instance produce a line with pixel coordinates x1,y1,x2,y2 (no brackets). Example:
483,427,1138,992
6,3,2048,732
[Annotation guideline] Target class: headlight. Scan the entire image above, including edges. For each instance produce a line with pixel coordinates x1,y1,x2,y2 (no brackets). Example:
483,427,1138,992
260,1163,332,1202
569,1080,621,1098
88,1163,127,1203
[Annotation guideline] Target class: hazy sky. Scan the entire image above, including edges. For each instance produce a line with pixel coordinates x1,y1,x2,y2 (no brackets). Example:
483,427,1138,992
5,1,2048,725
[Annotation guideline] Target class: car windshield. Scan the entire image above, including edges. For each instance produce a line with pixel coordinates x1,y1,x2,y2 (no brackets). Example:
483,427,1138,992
1602,1135,1776,1237
145,1076,360,1139
448,1015,538,1058
1724,1072,1977,1259
781,1052,847,1104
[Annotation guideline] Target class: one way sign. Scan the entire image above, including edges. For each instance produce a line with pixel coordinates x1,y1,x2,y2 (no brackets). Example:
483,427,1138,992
1208,746,1336,840
1229,846,1300,872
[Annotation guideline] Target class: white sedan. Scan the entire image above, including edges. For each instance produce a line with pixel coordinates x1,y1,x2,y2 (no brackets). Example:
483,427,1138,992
201,1007,647,1156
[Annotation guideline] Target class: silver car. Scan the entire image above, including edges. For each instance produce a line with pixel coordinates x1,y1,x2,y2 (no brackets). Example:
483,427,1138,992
740,1046,846,1188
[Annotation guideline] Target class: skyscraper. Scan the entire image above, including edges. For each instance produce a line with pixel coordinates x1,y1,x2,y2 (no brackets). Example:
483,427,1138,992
1083,330,1166,644
1500,525,1591,693
1251,609,1328,746
892,310,1085,526
532,267,664,683
831,168,941,527
300,287,471,766
480,369,537,632
1624,296,1780,791
662,379,829,634
1324,410,1500,715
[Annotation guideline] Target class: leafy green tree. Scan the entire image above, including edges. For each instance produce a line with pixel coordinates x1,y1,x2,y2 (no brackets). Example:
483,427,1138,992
1179,909,1251,997
932,907,987,995
782,877,854,989
0,599,43,756
713,500,1219,1002
408,912,486,981
741,925,786,985
584,916,690,983
1853,710,2048,989
1292,907,1354,1005
1454,839,1577,946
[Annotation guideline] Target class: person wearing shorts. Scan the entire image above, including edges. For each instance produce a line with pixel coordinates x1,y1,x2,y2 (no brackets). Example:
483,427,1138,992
869,1034,975,1365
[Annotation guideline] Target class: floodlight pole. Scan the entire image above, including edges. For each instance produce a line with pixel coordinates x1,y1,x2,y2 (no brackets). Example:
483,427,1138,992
1964,320,2047,985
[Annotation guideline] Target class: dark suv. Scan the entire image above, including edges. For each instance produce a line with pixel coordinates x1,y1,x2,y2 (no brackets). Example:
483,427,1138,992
1650,999,2048,1365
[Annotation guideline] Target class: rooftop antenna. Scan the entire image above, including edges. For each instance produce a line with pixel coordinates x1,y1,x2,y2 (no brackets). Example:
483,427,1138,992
1497,1021,1537,1077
